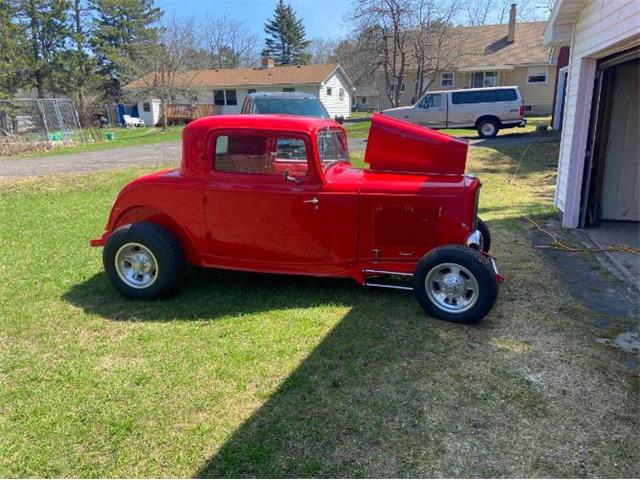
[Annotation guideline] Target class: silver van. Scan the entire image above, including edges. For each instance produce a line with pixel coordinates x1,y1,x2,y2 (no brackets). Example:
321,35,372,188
383,86,526,138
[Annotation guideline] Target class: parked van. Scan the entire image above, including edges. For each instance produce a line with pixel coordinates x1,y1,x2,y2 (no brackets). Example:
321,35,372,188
383,86,526,138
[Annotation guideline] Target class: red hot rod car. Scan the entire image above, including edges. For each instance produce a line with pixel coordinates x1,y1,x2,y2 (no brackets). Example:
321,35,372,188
91,113,502,323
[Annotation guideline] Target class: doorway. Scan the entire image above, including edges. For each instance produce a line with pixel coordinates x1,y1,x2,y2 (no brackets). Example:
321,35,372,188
580,48,639,226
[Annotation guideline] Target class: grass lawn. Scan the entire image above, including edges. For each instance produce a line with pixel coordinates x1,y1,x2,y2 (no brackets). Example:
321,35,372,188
345,115,550,139
4,126,183,159
1,139,638,477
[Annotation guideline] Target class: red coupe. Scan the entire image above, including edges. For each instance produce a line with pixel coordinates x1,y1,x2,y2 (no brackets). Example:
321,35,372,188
91,113,502,323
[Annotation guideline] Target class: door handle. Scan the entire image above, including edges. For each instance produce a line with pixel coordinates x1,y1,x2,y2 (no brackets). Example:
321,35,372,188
303,197,319,205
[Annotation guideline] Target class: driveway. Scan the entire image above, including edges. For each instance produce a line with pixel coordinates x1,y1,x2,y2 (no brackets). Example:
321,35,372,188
0,141,181,180
1,131,556,180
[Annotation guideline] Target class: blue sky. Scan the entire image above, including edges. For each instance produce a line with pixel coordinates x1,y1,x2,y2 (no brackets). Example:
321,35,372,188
155,0,352,40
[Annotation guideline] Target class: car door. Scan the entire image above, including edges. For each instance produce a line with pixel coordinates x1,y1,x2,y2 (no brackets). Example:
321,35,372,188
412,93,446,127
202,131,333,265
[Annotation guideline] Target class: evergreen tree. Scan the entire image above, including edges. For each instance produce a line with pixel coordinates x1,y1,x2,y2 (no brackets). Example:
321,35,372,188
263,0,310,65
91,0,162,102
15,0,71,98
0,0,28,100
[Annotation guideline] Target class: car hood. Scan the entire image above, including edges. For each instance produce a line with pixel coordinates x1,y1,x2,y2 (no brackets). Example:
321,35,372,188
382,106,413,114
363,113,468,175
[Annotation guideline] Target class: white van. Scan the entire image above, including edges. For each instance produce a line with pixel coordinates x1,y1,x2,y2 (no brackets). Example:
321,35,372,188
383,86,526,138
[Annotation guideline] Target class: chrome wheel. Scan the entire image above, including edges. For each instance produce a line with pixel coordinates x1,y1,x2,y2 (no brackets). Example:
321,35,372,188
115,242,158,289
425,262,479,313
480,122,496,137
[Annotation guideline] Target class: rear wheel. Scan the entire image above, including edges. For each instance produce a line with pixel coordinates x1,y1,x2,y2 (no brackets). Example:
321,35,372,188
477,217,491,253
414,246,498,324
477,118,499,138
104,222,184,299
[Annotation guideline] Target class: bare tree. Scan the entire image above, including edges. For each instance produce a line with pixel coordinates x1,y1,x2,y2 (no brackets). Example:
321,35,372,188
350,0,413,108
135,17,197,132
308,38,338,64
332,28,383,87
460,0,555,25
199,15,260,69
411,0,460,99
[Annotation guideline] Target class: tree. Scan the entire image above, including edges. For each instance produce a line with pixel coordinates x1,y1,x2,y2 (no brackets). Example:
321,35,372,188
460,0,554,25
91,0,162,102
15,0,71,98
350,0,412,108
0,0,28,100
410,0,459,99
199,15,259,69
308,38,338,64
135,17,195,132
263,0,310,65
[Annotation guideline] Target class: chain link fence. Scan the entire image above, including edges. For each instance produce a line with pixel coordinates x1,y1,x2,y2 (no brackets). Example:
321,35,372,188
0,98,88,155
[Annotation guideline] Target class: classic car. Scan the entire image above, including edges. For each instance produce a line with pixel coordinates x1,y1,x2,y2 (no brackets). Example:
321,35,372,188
91,113,503,323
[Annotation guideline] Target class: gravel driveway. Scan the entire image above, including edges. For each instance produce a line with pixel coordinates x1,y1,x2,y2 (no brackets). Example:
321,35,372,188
0,141,181,180
1,132,556,181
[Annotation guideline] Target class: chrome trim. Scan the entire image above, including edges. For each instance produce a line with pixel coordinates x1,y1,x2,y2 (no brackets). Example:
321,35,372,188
362,269,413,277
364,282,414,291
465,229,484,250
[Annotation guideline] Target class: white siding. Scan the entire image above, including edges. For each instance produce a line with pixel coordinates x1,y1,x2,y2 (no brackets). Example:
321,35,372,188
555,0,640,227
137,100,161,126
318,71,352,118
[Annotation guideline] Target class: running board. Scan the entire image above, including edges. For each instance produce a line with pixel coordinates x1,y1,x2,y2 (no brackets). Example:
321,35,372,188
362,269,414,291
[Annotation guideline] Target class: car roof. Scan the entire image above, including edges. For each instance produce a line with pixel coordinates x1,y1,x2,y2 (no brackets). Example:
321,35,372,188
185,114,340,134
427,85,520,95
247,91,319,100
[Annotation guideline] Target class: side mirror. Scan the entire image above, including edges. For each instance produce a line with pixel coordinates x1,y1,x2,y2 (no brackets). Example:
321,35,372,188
284,169,303,184
335,116,344,124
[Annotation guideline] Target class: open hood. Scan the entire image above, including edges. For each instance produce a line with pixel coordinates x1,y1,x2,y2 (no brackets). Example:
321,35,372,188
364,113,468,175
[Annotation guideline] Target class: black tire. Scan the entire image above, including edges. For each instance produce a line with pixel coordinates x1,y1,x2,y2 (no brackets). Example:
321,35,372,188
477,217,491,253
103,222,184,299
414,246,498,324
477,118,500,138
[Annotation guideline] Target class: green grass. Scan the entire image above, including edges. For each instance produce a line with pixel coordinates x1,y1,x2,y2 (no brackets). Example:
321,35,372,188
345,115,550,139
4,126,183,159
1,138,638,477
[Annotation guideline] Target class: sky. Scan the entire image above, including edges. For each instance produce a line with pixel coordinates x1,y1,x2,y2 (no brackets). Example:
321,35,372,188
155,0,352,40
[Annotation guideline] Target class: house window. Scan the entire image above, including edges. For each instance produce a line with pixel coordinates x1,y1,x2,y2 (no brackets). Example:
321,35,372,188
326,87,333,96
248,89,256,94
225,89,237,106
190,95,198,102
339,88,345,99
142,102,151,112
527,67,548,84
213,90,225,106
472,71,499,88
214,89,238,106
400,82,406,92
441,72,454,87
282,87,295,92
361,97,367,104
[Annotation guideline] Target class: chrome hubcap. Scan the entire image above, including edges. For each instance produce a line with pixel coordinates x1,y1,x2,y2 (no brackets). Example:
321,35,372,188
115,242,158,289
481,123,496,136
425,262,479,313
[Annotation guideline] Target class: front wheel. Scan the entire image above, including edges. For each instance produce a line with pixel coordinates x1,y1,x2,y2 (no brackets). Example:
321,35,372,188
414,246,498,324
104,222,184,299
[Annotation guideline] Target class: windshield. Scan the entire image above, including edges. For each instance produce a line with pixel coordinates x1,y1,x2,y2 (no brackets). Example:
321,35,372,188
252,98,330,118
317,129,349,169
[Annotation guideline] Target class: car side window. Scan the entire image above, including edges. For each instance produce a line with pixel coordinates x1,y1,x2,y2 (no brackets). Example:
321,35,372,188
214,134,309,177
418,94,442,108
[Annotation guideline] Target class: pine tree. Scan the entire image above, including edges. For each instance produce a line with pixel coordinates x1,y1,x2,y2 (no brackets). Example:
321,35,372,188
91,0,162,102
263,0,310,65
0,0,28,100
14,0,71,98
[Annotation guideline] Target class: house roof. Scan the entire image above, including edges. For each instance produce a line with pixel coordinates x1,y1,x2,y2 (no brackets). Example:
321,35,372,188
126,63,347,90
543,0,583,47
451,21,551,70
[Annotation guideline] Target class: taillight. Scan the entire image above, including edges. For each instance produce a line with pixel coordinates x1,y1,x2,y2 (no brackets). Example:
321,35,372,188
519,104,525,116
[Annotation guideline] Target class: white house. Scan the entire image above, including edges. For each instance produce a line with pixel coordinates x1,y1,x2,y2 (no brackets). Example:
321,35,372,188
126,59,353,125
544,0,639,228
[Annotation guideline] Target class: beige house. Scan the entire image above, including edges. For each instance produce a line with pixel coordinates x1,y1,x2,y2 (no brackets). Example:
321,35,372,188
377,8,557,114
